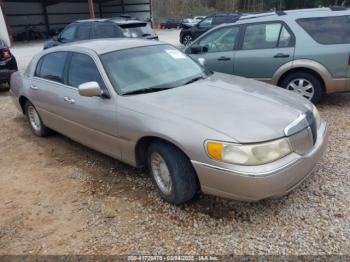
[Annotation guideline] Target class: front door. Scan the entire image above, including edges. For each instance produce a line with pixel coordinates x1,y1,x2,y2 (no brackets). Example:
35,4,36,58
234,22,295,81
60,51,121,160
189,25,241,75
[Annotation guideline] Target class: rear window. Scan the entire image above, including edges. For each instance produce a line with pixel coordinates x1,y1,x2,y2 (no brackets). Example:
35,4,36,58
297,16,350,45
120,23,154,37
36,52,68,83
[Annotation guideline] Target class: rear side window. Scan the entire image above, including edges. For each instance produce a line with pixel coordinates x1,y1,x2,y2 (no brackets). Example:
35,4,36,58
76,24,91,40
242,23,292,50
67,53,105,89
36,52,68,83
94,23,122,38
120,23,154,38
297,16,350,45
212,15,227,25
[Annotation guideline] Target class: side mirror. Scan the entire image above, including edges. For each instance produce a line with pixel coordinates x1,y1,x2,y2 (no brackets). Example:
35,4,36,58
190,45,208,54
52,35,59,41
78,82,101,97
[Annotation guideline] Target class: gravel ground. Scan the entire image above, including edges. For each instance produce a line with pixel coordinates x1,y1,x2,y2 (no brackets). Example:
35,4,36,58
0,84,349,255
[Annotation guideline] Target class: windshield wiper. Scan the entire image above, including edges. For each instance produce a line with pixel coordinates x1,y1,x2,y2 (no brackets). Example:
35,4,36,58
123,87,172,95
184,76,205,85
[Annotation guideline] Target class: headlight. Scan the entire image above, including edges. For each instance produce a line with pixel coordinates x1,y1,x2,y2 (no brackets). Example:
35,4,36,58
206,139,292,166
312,105,321,129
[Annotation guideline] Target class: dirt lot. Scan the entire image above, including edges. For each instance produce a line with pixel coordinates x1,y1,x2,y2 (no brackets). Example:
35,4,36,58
0,83,350,255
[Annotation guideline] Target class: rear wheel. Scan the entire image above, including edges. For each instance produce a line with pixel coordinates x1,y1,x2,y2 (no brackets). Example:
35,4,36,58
280,72,323,104
25,101,50,137
182,34,194,46
148,141,198,205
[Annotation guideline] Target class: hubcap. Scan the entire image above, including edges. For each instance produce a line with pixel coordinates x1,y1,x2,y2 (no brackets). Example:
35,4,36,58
183,35,193,46
150,152,172,195
28,105,41,132
286,78,315,100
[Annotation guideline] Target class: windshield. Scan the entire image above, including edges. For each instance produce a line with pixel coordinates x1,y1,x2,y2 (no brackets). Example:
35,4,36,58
120,23,154,37
100,45,207,94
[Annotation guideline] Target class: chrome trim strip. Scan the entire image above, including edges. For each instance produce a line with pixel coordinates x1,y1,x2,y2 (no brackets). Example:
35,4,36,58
284,113,309,136
191,159,299,178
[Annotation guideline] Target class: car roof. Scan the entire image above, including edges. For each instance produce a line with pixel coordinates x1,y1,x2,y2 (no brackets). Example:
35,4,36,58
54,38,164,55
229,7,350,25
74,17,146,25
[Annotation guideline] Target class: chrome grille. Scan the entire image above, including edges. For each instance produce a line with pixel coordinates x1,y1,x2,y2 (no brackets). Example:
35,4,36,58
286,111,317,155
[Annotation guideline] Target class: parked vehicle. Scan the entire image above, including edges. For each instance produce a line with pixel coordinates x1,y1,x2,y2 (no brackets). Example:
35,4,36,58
0,39,17,87
185,7,350,103
161,18,184,29
180,13,241,46
43,17,158,49
10,39,328,205
193,16,205,23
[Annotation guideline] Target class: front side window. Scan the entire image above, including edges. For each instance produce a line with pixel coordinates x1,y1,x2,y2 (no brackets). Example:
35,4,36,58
76,24,91,40
199,17,213,28
100,45,207,94
198,26,240,52
68,53,105,88
60,25,76,42
36,52,68,83
297,16,350,44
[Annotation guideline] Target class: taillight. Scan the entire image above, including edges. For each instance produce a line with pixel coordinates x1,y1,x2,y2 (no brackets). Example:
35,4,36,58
2,49,11,59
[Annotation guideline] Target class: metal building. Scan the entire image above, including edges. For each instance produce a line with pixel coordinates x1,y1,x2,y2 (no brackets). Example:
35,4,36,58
0,0,152,43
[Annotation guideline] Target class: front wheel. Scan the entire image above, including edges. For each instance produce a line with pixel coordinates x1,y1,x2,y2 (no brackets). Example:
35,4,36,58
148,141,198,205
182,34,194,46
25,101,50,137
280,72,323,104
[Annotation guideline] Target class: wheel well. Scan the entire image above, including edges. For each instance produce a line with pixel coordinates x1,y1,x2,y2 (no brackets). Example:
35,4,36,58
135,136,191,170
277,67,326,92
19,96,29,114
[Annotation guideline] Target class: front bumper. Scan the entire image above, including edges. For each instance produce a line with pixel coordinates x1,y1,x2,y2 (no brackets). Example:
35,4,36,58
192,121,328,201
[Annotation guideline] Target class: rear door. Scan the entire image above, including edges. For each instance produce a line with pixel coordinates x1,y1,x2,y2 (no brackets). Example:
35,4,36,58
189,25,241,74
29,51,72,130
234,22,295,81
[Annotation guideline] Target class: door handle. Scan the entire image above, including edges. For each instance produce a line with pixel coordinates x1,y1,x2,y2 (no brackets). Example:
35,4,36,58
217,56,231,61
30,85,39,90
274,53,290,58
63,96,75,104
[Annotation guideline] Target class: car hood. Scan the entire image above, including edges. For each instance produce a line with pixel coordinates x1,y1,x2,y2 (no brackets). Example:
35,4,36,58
125,73,313,143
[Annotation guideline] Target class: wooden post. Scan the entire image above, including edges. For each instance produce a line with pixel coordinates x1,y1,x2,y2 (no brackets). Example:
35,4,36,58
88,0,95,19
0,0,13,46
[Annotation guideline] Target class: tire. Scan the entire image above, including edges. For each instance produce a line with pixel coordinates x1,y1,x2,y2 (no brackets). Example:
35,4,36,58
182,34,194,46
25,101,50,137
148,140,198,205
280,72,323,104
